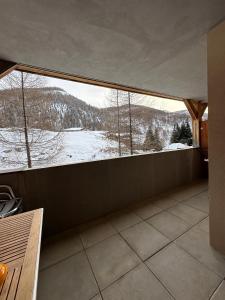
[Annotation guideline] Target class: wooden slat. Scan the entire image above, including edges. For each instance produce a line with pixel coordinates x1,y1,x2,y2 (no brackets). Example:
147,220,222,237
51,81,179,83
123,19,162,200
0,249,26,262
15,209,43,300
4,253,25,265
7,267,22,300
6,258,24,270
0,242,27,255
0,218,33,230
0,220,33,232
0,237,28,251
0,220,32,230
0,232,31,244
0,228,31,239
0,212,33,224
0,213,33,224
0,268,14,300
0,209,43,300
0,243,27,257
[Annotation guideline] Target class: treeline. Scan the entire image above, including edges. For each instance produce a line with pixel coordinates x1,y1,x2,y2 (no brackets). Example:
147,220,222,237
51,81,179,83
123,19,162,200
170,121,192,146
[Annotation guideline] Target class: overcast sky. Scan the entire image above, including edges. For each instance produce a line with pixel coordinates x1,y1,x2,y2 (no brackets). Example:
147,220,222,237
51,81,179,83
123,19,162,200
47,76,186,112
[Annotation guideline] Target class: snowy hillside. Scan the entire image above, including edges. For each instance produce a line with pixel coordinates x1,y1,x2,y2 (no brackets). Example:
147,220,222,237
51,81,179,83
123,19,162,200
0,128,121,170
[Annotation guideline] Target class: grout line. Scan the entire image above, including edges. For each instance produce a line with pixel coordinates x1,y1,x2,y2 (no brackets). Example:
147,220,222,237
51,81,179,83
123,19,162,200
160,213,225,279
165,203,208,223
145,263,176,300
209,279,225,299
98,260,176,299
180,201,209,214
80,235,103,300
109,215,143,233
80,231,119,250
174,240,225,279
79,230,117,250
99,262,142,294
116,224,176,298
39,248,84,272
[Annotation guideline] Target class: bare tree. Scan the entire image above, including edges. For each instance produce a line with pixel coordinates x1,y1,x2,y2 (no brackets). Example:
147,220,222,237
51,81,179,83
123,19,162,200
106,90,143,155
125,91,143,155
128,92,133,155
0,71,63,169
107,89,122,156
21,72,32,167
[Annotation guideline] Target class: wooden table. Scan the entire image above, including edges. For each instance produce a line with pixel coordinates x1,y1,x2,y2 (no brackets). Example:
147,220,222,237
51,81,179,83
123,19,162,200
0,209,43,300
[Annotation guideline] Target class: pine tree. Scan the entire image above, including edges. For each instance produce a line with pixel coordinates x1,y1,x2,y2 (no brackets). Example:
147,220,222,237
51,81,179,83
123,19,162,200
170,123,180,143
179,120,192,145
143,125,163,152
143,124,155,151
179,121,187,143
185,120,192,146
170,120,192,146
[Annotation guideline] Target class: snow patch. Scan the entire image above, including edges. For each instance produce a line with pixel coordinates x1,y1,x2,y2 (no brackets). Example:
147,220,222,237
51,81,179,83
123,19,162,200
164,143,191,150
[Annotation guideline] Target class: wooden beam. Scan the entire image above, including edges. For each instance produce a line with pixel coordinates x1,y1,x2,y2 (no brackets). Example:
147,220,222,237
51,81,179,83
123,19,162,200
15,63,185,102
0,60,17,79
198,102,208,119
185,99,208,147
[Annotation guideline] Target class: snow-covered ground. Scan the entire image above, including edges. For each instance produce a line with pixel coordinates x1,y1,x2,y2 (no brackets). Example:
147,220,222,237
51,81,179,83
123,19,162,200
0,129,119,170
0,128,192,171
163,143,192,150
56,130,119,164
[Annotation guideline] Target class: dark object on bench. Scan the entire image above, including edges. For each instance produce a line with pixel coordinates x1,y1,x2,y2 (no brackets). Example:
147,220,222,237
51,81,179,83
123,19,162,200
0,185,22,218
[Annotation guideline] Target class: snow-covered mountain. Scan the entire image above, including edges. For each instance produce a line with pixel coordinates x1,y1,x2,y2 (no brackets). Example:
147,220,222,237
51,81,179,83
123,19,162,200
0,87,191,147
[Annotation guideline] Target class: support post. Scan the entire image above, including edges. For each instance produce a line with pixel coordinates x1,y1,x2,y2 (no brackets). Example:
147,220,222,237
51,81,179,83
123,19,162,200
208,20,225,255
184,99,207,147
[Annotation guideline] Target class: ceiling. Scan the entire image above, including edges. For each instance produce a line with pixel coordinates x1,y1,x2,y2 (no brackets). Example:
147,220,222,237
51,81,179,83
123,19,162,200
1,0,225,102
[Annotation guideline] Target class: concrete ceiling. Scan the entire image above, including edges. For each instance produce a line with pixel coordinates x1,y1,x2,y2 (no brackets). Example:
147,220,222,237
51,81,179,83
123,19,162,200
1,0,225,102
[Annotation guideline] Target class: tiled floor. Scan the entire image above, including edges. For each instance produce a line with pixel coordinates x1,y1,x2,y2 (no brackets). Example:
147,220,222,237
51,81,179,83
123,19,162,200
37,180,225,300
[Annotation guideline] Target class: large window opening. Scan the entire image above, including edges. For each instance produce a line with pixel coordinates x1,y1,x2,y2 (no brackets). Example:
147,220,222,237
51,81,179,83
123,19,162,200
0,70,192,171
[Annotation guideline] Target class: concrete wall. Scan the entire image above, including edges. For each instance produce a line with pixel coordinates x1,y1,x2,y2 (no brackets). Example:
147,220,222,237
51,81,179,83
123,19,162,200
0,149,202,236
208,21,225,255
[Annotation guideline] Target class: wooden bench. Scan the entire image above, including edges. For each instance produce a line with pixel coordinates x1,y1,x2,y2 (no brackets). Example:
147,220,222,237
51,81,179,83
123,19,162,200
0,209,43,300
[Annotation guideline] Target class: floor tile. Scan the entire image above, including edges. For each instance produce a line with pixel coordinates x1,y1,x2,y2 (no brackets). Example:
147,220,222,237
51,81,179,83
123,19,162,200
76,216,109,233
171,184,204,202
120,222,170,260
102,264,173,300
183,191,209,213
80,222,116,248
168,203,207,225
134,202,162,220
146,243,221,300
211,281,225,300
86,234,140,290
109,211,142,232
147,211,190,240
40,229,83,270
196,217,209,233
153,194,179,209
37,251,98,300
192,180,208,192
175,227,225,277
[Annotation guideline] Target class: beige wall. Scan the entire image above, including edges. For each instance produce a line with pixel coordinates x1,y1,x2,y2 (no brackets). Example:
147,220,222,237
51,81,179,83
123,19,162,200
208,21,225,255
0,149,202,236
